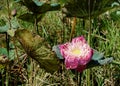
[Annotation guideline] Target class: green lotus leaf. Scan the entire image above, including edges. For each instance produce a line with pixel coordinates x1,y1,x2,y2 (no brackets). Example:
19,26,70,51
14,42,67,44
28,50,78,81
52,45,63,59
0,18,19,33
87,57,113,69
61,0,119,18
11,18,20,29
18,13,44,23
91,50,104,61
0,47,15,60
0,19,6,26
14,0,21,3
15,29,60,73
16,0,60,14
0,24,9,33
86,50,113,69
0,48,8,56
18,13,35,23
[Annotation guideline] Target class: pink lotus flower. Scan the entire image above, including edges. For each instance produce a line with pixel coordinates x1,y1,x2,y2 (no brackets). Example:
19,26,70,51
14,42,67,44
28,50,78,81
59,36,93,72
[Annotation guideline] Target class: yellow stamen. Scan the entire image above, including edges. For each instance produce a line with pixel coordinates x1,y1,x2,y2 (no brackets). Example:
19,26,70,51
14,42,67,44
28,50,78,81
72,49,80,55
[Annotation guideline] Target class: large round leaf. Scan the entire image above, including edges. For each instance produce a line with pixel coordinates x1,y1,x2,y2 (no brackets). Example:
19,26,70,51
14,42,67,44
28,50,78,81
15,29,60,73
61,0,119,18
16,0,61,14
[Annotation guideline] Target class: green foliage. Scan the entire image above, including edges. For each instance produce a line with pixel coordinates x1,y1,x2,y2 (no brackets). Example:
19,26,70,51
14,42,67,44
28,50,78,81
15,29,60,73
0,47,15,60
16,0,60,23
60,0,119,18
0,19,6,26
18,13,44,23
0,48,8,56
10,18,20,29
0,23,9,33
110,10,120,21
91,50,104,60
52,45,63,59
0,18,19,33
53,45,113,69
87,51,113,69
0,0,120,85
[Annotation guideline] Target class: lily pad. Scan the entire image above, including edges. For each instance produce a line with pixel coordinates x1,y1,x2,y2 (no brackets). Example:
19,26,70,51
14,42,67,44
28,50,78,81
0,18,19,33
86,50,113,69
16,0,61,14
52,45,63,59
91,50,104,61
18,13,44,23
61,0,119,18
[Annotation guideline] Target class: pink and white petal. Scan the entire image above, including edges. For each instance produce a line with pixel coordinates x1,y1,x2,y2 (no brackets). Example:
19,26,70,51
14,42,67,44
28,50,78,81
59,43,70,57
78,50,93,65
79,49,93,65
72,36,86,44
65,57,79,69
89,49,94,58
78,59,88,65
86,49,93,61
78,58,91,65
83,49,93,64
76,65,86,72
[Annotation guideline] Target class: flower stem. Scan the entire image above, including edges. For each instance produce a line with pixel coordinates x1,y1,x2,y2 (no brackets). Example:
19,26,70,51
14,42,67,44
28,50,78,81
86,0,91,86
5,65,9,86
86,69,90,86
69,17,76,41
6,0,11,85
78,72,82,86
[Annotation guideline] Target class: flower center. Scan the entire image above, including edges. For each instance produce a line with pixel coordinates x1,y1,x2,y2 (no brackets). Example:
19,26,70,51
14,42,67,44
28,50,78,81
71,48,81,55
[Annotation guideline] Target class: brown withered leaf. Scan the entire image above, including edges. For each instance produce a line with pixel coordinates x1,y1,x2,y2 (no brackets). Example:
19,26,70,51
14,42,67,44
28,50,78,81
15,29,61,73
